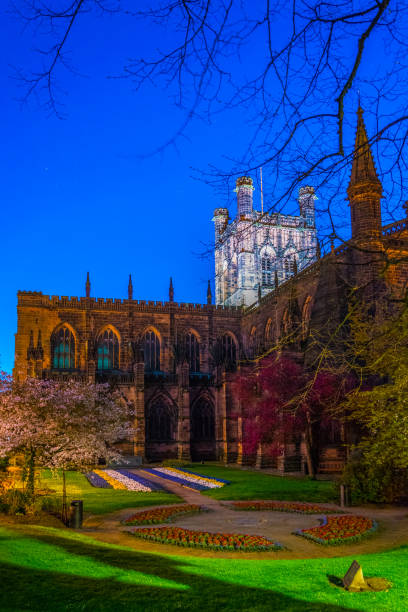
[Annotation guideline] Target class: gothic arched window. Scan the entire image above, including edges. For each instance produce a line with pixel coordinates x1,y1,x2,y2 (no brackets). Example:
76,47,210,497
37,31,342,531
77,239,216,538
302,296,313,339
261,256,273,286
143,330,160,372
51,326,75,369
97,328,119,370
221,334,237,370
146,401,176,441
191,399,215,441
185,332,200,372
265,318,273,344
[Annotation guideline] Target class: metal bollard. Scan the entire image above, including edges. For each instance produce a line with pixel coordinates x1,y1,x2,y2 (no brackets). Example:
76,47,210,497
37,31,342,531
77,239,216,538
70,499,83,529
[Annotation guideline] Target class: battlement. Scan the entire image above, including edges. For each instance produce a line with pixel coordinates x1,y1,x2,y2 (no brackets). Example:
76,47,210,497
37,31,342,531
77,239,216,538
17,291,242,316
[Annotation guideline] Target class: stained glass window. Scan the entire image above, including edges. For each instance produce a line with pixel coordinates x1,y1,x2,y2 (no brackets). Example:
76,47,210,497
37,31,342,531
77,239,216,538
52,326,75,369
261,256,273,286
146,401,176,441
97,329,119,370
191,400,215,440
144,330,160,372
221,334,237,370
185,332,200,372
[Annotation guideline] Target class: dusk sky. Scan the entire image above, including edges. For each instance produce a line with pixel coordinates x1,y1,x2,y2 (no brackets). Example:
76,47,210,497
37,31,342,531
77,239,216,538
0,2,402,373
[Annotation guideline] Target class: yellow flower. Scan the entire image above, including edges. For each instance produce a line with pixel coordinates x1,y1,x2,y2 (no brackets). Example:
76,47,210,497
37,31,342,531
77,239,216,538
94,469,127,490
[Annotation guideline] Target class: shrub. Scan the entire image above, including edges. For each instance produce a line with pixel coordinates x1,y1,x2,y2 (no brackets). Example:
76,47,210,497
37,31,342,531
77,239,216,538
160,459,191,468
343,458,408,504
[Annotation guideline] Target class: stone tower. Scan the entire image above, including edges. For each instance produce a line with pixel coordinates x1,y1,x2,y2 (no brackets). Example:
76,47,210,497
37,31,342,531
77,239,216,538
213,177,317,306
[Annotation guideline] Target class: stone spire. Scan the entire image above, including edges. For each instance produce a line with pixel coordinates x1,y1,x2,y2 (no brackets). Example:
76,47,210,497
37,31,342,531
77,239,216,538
128,274,133,300
207,280,212,305
85,272,91,298
347,105,383,241
169,277,174,302
348,106,381,189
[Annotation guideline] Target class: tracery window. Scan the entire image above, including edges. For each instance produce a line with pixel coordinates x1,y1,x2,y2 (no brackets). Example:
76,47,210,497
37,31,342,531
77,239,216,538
143,330,160,372
301,296,312,340
261,256,273,286
221,334,237,370
191,400,215,441
185,332,200,372
146,401,176,441
51,326,75,369
97,329,119,370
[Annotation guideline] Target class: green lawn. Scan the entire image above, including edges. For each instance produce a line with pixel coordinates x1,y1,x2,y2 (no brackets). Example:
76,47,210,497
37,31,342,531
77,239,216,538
0,524,406,611
185,464,337,503
40,470,181,515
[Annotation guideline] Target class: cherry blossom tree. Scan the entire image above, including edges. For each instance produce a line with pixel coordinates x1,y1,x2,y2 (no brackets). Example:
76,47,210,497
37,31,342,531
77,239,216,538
0,374,134,518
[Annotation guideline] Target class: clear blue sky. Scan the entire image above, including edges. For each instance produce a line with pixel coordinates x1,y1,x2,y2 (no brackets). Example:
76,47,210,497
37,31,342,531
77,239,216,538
0,6,255,372
0,3,403,373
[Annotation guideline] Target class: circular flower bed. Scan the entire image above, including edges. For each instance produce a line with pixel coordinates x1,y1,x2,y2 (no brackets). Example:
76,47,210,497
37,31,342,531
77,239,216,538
296,515,377,545
124,504,202,526
130,526,283,551
231,501,343,514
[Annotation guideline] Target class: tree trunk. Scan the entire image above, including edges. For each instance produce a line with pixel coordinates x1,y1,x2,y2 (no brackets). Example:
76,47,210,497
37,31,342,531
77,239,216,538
304,413,316,479
62,469,68,525
26,448,35,495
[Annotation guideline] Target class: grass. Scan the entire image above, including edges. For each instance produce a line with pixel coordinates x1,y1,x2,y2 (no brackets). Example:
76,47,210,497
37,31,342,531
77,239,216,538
0,524,406,611
39,470,181,515
183,464,337,503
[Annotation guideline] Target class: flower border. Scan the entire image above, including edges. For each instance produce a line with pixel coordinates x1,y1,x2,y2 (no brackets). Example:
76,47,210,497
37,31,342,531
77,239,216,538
231,500,343,514
130,526,283,551
295,515,378,545
124,504,203,525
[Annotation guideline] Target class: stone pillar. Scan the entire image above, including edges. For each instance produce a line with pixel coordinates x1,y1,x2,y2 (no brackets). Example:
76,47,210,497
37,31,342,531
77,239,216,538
236,415,243,466
34,359,43,379
133,362,145,459
27,359,35,378
216,369,229,463
87,359,96,384
177,361,191,461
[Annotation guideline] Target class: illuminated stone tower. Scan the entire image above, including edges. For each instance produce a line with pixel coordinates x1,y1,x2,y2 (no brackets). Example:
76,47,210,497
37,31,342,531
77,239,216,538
213,177,318,306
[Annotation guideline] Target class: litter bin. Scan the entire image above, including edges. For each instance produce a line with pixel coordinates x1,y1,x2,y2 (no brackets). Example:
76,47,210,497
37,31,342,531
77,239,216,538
70,499,83,529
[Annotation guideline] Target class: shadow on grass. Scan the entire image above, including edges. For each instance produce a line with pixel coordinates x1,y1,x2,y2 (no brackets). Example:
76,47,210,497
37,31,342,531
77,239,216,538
0,529,359,612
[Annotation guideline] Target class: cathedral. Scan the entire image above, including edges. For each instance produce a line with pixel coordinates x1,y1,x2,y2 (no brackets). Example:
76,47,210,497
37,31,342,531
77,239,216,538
13,107,408,473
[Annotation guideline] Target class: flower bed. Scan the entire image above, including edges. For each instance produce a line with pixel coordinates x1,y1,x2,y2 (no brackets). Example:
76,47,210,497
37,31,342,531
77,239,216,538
93,469,127,490
295,514,378,545
85,471,112,489
175,468,230,485
142,467,227,491
130,526,283,551
231,501,342,514
124,504,202,525
88,469,159,492
115,469,166,492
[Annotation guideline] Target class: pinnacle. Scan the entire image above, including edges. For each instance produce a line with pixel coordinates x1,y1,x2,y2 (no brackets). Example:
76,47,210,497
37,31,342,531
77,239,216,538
349,105,381,188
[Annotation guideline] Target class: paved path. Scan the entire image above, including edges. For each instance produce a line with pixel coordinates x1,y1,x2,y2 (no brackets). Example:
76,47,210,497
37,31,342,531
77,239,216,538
81,470,408,560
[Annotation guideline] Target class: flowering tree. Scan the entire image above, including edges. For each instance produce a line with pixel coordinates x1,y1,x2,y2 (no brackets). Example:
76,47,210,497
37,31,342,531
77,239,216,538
231,355,349,475
0,374,135,508
232,355,304,461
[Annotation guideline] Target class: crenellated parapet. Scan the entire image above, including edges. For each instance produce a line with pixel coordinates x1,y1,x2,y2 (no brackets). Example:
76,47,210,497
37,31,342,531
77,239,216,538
17,291,242,317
